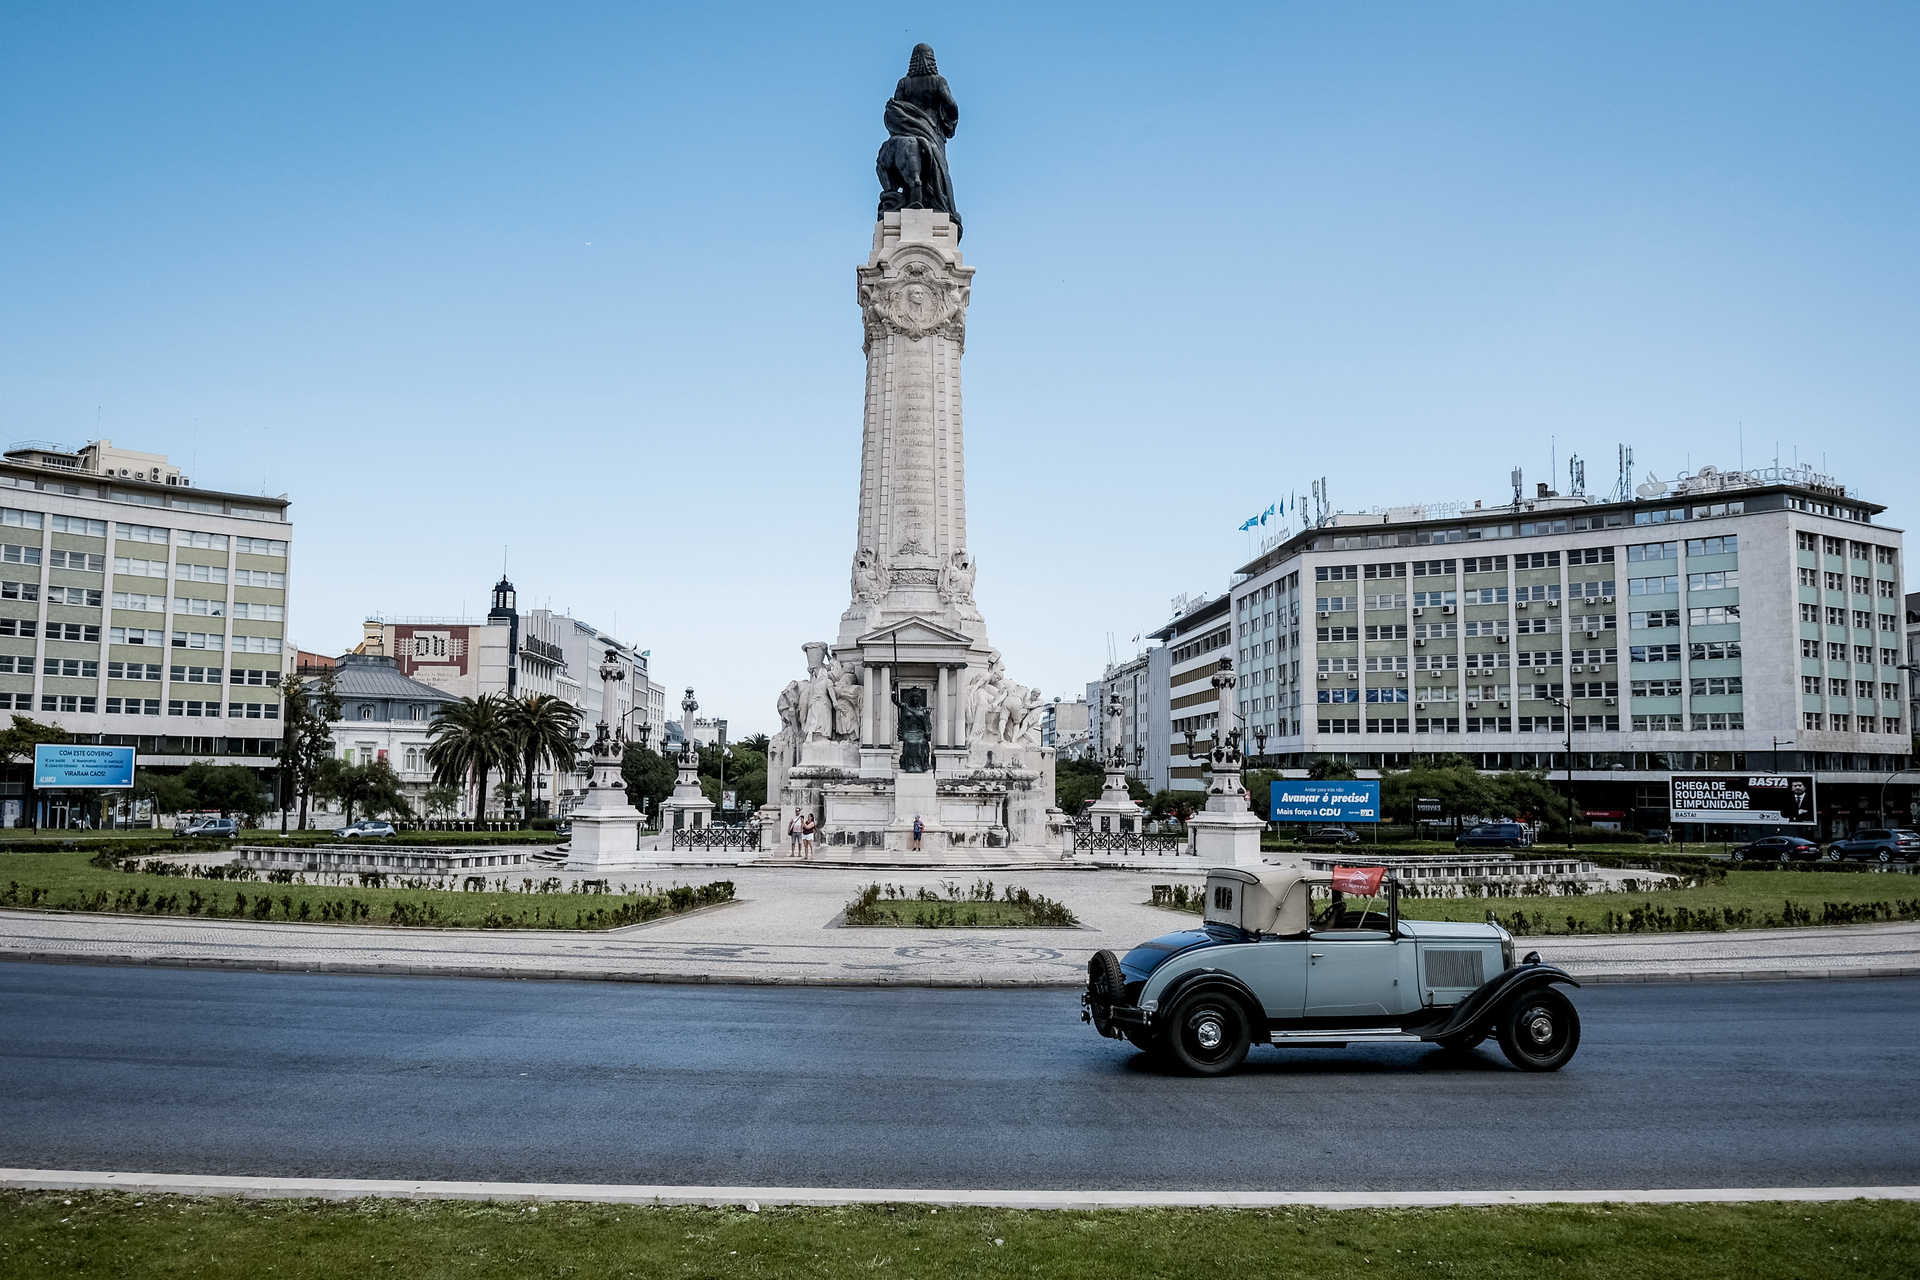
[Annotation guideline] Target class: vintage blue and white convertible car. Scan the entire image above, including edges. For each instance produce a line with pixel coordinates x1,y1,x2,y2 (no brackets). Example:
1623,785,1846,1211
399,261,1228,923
1083,866,1581,1075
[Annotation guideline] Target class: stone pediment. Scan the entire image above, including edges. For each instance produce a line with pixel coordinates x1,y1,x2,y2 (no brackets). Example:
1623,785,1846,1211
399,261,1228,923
849,616,980,664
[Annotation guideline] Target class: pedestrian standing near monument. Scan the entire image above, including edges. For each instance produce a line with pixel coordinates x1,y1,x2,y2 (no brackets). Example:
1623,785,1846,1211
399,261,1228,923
911,814,924,851
801,812,816,859
788,812,803,857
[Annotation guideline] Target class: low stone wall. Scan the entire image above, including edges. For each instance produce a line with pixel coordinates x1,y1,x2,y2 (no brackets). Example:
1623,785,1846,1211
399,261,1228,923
1302,853,1601,894
234,844,535,878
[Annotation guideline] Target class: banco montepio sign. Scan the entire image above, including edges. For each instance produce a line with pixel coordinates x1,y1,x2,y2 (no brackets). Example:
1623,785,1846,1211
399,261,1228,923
1668,772,1817,826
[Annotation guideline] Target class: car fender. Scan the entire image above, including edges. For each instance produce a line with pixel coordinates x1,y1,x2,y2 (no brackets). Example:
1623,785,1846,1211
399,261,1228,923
1151,968,1267,1035
1432,964,1579,1040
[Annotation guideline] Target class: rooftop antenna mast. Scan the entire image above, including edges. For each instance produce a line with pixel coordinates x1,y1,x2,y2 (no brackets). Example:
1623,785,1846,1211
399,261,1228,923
1510,466,1524,509
1609,444,1634,502
1568,454,1586,497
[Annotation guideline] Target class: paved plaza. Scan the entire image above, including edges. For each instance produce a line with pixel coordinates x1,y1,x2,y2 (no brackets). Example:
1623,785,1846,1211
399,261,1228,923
2,863,1917,987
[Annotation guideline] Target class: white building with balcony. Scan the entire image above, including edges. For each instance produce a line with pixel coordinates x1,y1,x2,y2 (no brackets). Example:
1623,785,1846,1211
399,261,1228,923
319,653,456,818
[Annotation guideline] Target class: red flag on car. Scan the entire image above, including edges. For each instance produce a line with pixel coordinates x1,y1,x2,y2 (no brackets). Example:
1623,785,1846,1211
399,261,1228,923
1331,865,1386,896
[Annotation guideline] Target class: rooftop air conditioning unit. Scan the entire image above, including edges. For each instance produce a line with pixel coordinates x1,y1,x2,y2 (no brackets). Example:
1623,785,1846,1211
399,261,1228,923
1443,605,1456,614
1496,635,1509,644
1517,601,1530,610
1318,610,1330,619
1317,673,1328,681
1602,595,1615,604
1548,600,1560,609
1397,672,1407,680
1415,638,1427,647
1348,672,1358,681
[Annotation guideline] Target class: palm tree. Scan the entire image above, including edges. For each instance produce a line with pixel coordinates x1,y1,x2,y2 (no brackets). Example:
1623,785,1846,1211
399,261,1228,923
504,693,582,822
426,694,513,820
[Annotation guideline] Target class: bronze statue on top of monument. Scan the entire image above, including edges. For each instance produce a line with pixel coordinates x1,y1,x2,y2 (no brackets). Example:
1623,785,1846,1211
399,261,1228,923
876,43,961,239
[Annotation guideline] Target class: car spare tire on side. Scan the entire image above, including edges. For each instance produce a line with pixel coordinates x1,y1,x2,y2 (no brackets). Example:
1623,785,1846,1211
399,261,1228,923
1086,950,1124,1038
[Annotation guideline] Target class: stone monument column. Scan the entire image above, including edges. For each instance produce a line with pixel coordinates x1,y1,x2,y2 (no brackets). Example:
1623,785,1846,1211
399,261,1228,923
1183,661,1265,867
567,648,645,867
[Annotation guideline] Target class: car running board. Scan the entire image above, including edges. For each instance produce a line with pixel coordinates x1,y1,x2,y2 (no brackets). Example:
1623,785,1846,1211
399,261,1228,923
1269,1028,1426,1046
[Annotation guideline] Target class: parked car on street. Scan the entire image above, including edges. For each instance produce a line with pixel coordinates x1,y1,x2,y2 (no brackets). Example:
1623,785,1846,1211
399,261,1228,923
1083,866,1581,1076
1729,834,1820,863
174,818,238,839
1641,828,1673,844
335,820,396,839
1300,825,1361,846
1454,822,1530,850
1823,829,1920,864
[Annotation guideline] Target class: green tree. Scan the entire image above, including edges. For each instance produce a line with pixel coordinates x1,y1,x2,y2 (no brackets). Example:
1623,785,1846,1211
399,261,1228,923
504,693,581,821
621,743,677,819
1147,788,1201,822
1054,758,1105,814
421,783,462,822
133,768,193,818
279,669,342,831
426,694,513,819
316,758,414,826
164,762,271,822
1380,754,1491,828
1487,769,1570,833
0,715,71,826
1305,756,1357,781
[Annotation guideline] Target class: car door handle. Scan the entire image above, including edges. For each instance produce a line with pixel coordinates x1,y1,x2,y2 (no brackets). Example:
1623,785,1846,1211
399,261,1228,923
1309,952,1324,961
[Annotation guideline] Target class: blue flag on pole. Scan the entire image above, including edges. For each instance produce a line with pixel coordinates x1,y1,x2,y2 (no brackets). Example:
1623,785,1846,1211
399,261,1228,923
1259,502,1275,526
1238,515,1259,531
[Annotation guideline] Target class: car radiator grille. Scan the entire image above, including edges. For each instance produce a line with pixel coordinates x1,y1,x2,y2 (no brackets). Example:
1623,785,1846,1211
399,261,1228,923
1424,949,1484,989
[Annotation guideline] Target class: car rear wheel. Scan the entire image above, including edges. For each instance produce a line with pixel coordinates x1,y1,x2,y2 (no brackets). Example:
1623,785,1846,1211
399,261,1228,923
1877,849,1891,863
1827,848,1843,862
1164,990,1252,1077
1086,951,1124,1038
1495,988,1580,1072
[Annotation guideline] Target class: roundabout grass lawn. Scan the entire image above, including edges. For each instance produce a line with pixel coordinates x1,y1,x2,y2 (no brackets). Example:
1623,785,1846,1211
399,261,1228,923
0,851,732,931
1156,870,1920,934
0,1193,1914,1280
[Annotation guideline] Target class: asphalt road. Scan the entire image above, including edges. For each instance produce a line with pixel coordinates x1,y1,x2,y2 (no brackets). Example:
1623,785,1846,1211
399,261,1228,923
2,961,1916,1192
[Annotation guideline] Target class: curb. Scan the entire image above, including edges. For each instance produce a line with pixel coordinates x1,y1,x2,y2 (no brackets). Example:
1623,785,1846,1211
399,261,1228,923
3,950,1917,989
4,1169,1918,1210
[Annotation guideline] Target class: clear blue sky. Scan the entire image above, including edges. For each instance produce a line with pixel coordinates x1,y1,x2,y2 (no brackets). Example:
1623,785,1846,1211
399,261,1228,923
4,2,1915,734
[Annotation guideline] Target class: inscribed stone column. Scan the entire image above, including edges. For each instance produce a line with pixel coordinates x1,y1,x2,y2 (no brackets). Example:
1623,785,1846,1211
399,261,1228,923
877,665,892,745
859,663,873,746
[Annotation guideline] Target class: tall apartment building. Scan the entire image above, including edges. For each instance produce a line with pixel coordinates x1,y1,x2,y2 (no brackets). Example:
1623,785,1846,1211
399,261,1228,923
1227,469,1908,833
0,439,292,822
1040,697,1092,760
1147,593,1232,794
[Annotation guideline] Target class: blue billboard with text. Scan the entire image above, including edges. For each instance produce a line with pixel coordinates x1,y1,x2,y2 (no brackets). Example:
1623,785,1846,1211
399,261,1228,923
34,744,135,789
1268,779,1381,824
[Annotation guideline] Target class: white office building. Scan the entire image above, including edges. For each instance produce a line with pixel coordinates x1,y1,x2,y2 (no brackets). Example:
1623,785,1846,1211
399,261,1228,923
1225,467,1908,833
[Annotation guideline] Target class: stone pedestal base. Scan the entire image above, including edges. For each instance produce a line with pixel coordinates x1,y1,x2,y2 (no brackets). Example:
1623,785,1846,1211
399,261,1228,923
889,770,939,841
1186,809,1267,867
1087,768,1145,833
568,814,643,867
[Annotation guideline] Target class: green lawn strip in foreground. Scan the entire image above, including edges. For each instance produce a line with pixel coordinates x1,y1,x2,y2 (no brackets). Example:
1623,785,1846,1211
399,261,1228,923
0,1194,1914,1280
841,880,1079,927
1152,870,1920,934
0,851,732,931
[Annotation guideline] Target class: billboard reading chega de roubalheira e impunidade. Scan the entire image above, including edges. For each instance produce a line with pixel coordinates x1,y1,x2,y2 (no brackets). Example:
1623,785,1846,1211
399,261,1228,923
1668,773,1817,826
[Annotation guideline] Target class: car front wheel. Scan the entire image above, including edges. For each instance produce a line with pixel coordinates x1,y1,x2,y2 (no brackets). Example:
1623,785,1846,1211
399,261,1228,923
1827,849,1843,861
1164,990,1252,1077
1877,849,1891,863
1496,988,1580,1072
